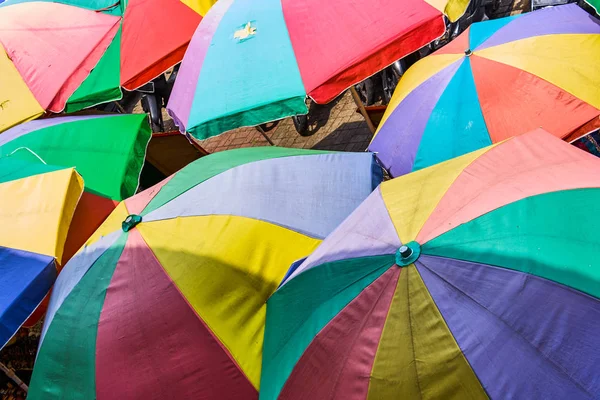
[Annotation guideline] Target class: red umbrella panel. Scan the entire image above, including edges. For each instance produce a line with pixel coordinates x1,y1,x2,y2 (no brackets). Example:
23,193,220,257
120,0,202,90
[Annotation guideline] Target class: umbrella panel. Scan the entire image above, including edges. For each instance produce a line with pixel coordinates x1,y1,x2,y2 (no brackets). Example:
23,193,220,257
0,247,56,349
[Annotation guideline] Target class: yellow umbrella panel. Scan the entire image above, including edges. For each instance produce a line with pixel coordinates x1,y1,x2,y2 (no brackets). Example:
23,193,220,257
0,160,83,349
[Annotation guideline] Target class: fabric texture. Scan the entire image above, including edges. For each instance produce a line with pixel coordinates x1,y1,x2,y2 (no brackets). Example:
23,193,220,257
0,42,43,133
369,59,463,177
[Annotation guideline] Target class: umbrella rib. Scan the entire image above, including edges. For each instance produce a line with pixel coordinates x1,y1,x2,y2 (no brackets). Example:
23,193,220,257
424,232,600,251
475,52,598,107
326,271,399,397
267,263,390,361
143,214,324,240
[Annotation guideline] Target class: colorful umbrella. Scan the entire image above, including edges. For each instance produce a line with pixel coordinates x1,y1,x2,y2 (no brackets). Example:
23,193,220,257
1,0,201,116
0,114,151,262
28,147,383,399
167,0,469,140
262,129,600,400
0,157,83,349
369,4,600,177
0,1,121,132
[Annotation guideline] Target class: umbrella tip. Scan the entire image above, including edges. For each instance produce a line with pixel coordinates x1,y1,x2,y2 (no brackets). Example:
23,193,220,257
399,245,412,258
465,49,472,57
395,241,421,267
122,214,142,232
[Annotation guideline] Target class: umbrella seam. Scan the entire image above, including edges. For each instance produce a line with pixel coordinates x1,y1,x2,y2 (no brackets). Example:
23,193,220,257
406,268,424,400
327,269,398,397
266,260,391,362
421,254,600,304
135,226,257,389
419,160,600,243
473,46,600,109
47,16,122,113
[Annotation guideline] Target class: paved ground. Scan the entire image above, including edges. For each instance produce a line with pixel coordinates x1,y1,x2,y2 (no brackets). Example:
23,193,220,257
495,0,529,16
198,91,374,153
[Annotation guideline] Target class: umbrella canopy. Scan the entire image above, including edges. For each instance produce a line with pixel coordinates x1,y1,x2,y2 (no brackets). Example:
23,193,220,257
262,129,600,400
28,147,383,400
167,0,469,140
0,114,151,262
369,4,600,177
1,0,201,116
0,1,121,132
0,158,83,349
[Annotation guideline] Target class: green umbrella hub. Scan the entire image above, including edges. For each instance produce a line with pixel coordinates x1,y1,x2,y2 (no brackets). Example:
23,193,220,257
122,214,142,232
395,241,421,267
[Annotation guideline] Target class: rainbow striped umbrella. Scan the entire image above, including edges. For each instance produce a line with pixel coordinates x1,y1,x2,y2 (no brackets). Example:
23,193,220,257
262,129,600,399
0,2,121,132
0,158,83,349
168,0,469,140
0,114,151,262
0,0,201,124
369,4,600,177
28,147,382,399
